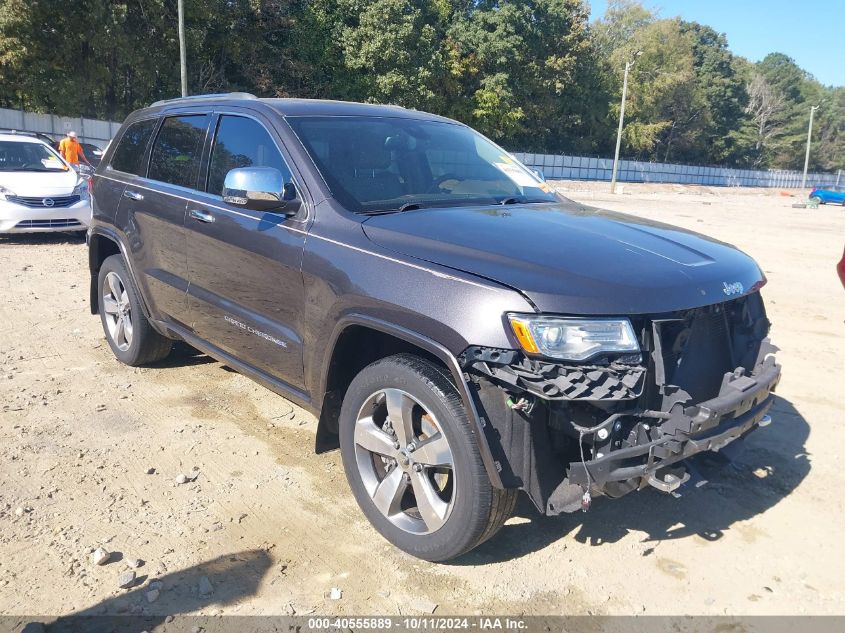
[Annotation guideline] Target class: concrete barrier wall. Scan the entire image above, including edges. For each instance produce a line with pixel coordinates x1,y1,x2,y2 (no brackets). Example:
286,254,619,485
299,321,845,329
0,107,121,148
512,152,840,188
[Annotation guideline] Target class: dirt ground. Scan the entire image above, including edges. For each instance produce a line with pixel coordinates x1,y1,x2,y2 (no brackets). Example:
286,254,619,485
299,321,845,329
1,183,843,618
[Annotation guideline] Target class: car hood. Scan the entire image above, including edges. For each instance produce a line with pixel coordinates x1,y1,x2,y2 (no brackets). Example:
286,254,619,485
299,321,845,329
361,201,765,315
0,170,79,196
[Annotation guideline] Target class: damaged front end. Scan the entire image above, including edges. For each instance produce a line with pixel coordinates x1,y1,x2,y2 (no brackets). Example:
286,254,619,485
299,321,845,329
460,292,781,515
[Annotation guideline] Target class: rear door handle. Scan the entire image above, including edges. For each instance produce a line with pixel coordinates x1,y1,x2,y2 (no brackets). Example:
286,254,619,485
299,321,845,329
123,190,144,201
189,209,215,223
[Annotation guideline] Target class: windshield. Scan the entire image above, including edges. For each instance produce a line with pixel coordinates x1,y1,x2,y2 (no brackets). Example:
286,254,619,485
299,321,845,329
287,116,558,213
0,140,68,172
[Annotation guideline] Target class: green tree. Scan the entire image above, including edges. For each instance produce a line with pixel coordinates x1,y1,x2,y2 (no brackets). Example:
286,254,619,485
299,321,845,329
596,2,752,165
336,0,445,110
0,0,179,118
680,22,749,164
750,53,820,169
606,17,698,161
0,0,840,173
812,87,845,172
445,0,600,152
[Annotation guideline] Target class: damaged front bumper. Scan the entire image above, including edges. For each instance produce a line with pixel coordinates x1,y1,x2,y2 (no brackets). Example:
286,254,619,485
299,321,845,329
566,355,780,492
460,293,782,515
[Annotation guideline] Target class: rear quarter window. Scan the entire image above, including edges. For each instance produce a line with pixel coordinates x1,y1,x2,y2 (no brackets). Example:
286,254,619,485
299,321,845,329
109,118,157,176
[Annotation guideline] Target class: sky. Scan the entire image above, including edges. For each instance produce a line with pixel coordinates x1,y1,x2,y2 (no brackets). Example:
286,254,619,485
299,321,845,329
588,0,844,87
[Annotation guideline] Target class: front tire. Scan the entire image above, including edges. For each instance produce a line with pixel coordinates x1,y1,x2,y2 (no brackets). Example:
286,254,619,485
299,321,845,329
339,353,516,561
97,254,172,366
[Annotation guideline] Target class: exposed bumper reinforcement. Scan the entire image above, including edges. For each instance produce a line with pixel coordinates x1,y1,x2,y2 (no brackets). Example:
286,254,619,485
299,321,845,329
566,357,781,492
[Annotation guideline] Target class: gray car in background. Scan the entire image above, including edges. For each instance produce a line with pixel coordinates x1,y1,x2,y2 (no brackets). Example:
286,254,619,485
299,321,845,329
87,93,780,561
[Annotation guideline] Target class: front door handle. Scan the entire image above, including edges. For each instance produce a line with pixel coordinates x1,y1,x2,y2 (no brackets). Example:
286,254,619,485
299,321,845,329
123,190,144,201
189,209,215,223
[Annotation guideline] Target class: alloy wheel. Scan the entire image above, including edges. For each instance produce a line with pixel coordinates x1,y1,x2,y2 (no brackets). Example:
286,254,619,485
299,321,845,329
353,388,455,535
102,271,133,351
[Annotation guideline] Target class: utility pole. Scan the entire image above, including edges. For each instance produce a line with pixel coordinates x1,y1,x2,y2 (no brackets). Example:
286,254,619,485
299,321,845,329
178,0,188,97
801,104,820,189
610,52,641,194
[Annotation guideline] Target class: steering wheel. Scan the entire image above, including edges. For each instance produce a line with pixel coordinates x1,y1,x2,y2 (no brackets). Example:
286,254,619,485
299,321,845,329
427,173,461,193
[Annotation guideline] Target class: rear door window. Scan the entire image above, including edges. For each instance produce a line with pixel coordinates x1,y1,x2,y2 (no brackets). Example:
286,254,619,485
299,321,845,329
206,115,290,195
109,118,157,176
148,114,210,189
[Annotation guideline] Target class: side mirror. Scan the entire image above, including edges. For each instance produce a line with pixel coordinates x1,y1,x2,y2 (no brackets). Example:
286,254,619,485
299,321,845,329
530,168,546,182
222,167,301,214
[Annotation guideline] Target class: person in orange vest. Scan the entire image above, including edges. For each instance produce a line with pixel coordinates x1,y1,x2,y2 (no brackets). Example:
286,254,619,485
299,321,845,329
58,131,91,167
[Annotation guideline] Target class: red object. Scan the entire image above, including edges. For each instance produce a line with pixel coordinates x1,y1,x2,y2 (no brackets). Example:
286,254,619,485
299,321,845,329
838,246,845,289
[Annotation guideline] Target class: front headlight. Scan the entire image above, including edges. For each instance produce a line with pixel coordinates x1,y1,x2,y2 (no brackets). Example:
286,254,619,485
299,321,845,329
73,178,89,198
508,314,639,361
0,185,16,200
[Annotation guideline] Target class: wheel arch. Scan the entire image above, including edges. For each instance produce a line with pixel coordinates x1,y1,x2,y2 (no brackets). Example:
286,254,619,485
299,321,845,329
88,231,121,314
87,228,152,320
315,315,504,488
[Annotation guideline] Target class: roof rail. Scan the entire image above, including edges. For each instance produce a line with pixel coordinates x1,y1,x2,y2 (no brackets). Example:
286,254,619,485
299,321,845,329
150,92,257,107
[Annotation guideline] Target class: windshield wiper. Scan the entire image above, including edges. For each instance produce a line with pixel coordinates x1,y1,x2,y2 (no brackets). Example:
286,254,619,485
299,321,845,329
361,202,424,216
500,196,554,205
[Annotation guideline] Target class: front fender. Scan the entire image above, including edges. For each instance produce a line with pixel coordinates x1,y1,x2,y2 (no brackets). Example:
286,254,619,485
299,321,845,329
319,314,506,488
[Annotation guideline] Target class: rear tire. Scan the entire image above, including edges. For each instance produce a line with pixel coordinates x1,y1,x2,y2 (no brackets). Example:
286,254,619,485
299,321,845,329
339,353,516,561
97,254,172,366
809,196,822,205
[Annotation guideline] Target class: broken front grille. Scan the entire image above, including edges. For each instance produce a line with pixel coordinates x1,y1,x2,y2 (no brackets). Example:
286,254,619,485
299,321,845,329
656,305,733,403
651,294,768,409
460,293,769,408
460,346,646,401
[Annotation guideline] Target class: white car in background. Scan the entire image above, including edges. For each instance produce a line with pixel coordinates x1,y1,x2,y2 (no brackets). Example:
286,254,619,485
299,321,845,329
0,132,92,234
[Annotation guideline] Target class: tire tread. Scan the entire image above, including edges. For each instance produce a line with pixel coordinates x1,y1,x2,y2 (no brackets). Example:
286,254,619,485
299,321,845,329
400,354,518,551
342,353,515,561
99,255,172,366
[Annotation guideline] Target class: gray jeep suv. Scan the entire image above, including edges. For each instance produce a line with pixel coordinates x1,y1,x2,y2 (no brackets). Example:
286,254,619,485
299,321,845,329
87,93,781,561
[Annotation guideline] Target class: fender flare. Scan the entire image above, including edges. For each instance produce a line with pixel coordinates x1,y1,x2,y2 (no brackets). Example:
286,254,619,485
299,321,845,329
87,226,153,320
320,314,505,488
